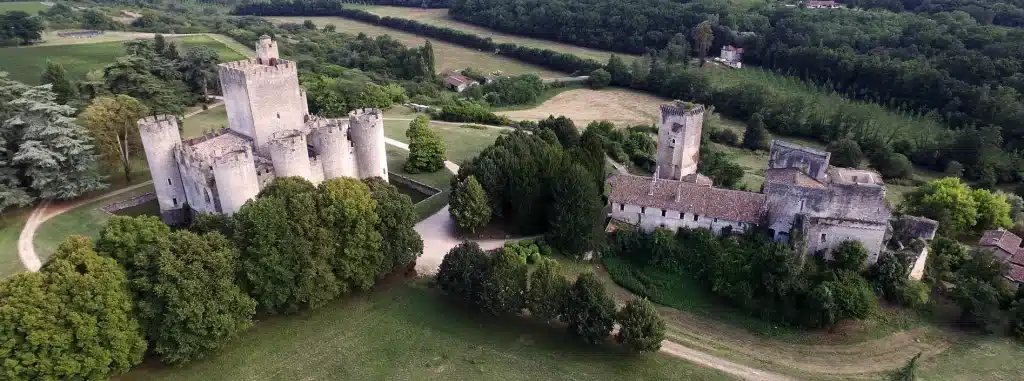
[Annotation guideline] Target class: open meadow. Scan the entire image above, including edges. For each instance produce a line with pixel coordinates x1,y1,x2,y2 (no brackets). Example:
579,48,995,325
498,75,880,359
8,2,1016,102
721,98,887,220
0,34,247,84
497,88,668,127
269,16,564,78
346,4,636,64
118,281,735,381
0,1,48,14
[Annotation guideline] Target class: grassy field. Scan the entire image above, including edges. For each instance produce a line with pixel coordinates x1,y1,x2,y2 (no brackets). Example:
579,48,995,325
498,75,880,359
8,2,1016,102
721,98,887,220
33,184,155,261
347,5,635,65
0,1,48,14
383,118,505,165
119,281,735,381
0,34,247,84
0,209,30,279
181,105,229,138
269,16,564,78
497,87,668,127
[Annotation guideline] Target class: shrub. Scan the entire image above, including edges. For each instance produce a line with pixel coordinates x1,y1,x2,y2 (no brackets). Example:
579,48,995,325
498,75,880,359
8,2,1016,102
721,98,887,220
562,272,616,344
616,297,666,352
827,139,864,168
526,258,570,321
709,127,740,146
588,68,611,89
482,249,529,315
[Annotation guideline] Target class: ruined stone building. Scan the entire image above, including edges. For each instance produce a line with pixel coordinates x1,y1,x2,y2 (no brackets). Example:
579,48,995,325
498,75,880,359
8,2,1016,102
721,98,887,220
979,229,1024,286
139,36,388,224
608,101,937,265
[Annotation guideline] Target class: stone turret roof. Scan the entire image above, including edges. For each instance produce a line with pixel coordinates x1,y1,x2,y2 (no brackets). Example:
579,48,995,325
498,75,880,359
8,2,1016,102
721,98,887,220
607,173,765,223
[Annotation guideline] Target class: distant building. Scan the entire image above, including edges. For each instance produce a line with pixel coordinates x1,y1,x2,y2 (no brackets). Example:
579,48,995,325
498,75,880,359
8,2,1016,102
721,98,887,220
979,229,1024,286
807,0,841,8
717,45,744,68
445,73,479,92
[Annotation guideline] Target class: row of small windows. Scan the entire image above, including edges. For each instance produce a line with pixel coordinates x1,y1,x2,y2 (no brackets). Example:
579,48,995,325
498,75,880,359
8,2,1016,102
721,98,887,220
625,204,700,222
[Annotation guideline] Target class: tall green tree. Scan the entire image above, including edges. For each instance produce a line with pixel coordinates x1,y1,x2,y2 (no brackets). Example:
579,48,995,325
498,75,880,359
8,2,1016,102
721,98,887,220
364,178,423,277
0,11,43,45
562,272,616,344
450,175,492,234
616,297,666,352
40,61,78,105
404,116,446,173
81,95,150,182
436,241,491,309
0,236,146,380
422,40,437,78
831,240,869,272
482,249,528,315
0,73,32,213
538,115,580,148
547,163,604,258
826,139,863,168
691,18,715,64
661,33,691,65
972,188,1013,231
526,257,570,321
180,46,221,101
317,178,383,293
902,177,979,235
742,113,771,151
6,85,105,199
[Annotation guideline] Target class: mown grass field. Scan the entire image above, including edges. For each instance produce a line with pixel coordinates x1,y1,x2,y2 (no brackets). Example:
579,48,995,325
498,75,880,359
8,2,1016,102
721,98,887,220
269,16,565,78
119,281,735,381
0,34,247,84
347,4,636,65
0,1,48,14
33,184,155,262
383,117,505,165
181,105,229,138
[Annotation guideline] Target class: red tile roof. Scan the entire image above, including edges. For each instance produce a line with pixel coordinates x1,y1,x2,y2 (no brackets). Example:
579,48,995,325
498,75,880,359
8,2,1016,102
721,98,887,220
445,73,475,87
607,174,765,223
979,229,1022,256
1008,263,1024,283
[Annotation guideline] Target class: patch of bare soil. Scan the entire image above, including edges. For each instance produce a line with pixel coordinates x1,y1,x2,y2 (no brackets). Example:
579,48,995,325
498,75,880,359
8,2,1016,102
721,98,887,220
497,89,668,127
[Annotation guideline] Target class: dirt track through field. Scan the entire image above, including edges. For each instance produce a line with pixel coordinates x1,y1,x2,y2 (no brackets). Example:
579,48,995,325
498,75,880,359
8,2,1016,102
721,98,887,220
497,89,668,127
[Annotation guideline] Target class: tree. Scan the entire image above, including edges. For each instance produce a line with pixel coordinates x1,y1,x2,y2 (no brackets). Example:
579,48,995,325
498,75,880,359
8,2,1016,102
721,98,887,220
606,54,632,85
692,19,715,64
616,297,666,352
40,61,78,105
869,252,913,305
972,188,1012,231
661,33,690,65
951,277,1003,332
104,53,187,116
0,11,43,45
826,139,863,168
831,240,869,272
180,46,221,101
538,115,579,148
422,40,437,78
436,241,490,309
0,236,146,379
317,178,383,293
826,270,878,321
450,175,492,234
742,113,771,151
925,236,969,282
562,272,616,344
877,153,913,179
888,353,921,381
902,178,979,235
547,163,604,258
404,116,446,173
482,249,529,315
0,74,32,213
588,68,611,89
6,85,105,199
364,177,423,277
526,257,570,321
154,34,167,56
81,95,150,182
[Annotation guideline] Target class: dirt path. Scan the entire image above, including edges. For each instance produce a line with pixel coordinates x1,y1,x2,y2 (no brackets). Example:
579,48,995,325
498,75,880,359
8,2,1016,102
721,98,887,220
660,340,797,381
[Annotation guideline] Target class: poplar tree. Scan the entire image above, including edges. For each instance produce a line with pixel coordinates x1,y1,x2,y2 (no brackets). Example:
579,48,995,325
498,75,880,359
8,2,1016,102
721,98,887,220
422,40,437,77
547,163,603,258
6,85,105,199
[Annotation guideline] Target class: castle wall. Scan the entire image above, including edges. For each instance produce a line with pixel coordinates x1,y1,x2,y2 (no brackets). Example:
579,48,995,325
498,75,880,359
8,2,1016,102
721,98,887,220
175,154,219,215
349,109,388,181
769,141,831,181
310,119,358,180
218,67,256,141
657,102,704,180
308,156,324,185
268,129,312,180
613,203,752,235
212,148,260,215
138,115,187,224
764,182,831,233
802,218,888,264
218,59,306,156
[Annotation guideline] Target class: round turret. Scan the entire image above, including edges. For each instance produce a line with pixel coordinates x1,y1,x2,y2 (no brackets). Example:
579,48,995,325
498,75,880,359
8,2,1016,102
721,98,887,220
212,147,260,215
138,115,187,224
268,129,312,179
348,108,388,181
312,120,357,180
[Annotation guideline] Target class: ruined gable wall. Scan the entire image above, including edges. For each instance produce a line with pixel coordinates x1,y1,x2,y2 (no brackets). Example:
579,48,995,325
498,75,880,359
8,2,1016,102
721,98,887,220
764,182,830,232
769,143,830,180
219,64,256,141
803,218,888,263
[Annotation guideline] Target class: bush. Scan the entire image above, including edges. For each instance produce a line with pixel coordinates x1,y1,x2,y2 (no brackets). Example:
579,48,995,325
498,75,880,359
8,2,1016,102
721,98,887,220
482,249,529,315
436,241,491,310
432,101,511,125
827,139,864,168
562,272,616,344
588,68,611,89
526,258,570,321
709,127,740,146
616,297,666,352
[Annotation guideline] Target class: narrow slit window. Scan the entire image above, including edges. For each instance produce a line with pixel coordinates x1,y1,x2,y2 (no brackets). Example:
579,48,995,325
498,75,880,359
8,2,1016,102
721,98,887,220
661,210,666,217
820,233,827,242
693,214,699,222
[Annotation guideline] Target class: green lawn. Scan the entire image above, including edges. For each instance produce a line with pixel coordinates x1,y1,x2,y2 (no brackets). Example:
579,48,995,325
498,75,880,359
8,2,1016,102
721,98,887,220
181,105,229,138
0,209,30,279
0,35,247,84
120,281,735,381
386,146,453,220
33,184,155,262
383,119,504,165
347,5,635,65
269,16,565,78
0,1,48,14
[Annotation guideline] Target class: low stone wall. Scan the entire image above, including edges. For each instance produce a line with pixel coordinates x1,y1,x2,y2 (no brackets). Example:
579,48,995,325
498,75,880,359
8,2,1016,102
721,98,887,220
389,173,442,197
100,192,157,215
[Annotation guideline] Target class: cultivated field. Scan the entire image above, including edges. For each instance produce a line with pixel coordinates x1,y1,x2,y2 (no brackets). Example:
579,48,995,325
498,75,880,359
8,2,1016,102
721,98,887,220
497,88,668,127
269,16,565,78
0,34,247,84
347,4,636,64
119,281,735,381
0,1,49,14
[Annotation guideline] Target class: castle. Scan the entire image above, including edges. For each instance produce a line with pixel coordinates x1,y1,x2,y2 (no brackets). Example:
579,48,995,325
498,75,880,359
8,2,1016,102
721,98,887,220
139,36,388,224
608,101,937,264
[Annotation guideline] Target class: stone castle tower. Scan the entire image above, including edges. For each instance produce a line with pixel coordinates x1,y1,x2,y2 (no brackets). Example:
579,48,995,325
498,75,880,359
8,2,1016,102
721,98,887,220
139,36,388,224
656,100,705,180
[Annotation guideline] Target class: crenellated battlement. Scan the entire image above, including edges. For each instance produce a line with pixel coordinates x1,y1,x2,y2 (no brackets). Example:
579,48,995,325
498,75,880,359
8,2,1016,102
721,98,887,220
217,59,297,83
660,100,705,123
214,147,255,169
138,114,179,132
269,129,305,147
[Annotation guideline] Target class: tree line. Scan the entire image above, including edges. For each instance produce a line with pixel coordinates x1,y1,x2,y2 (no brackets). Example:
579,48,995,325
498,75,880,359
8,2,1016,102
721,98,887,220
842,0,1024,28
0,175,423,378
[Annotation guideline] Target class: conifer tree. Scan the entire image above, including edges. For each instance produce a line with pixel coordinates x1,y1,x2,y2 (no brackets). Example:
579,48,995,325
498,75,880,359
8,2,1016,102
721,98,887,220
6,85,105,199
450,175,492,234
0,73,32,212
617,297,666,352
404,116,446,173
742,112,771,151
422,40,436,78
547,163,603,258
40,61,78,105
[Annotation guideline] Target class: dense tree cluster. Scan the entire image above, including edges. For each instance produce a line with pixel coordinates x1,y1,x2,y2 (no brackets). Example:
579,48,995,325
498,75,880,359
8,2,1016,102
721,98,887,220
462,74,545,107
604,228,886,329
436,242,665,350
845,0,1024,28
901,177,1013,236
0,11,43,46
454,130,605,257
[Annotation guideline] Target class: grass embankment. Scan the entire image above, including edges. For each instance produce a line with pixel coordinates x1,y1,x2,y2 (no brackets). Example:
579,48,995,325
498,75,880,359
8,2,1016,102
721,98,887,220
0,1,48,13
268,16,565,78
346,4,635,64
0,34,247,84
0,210,30,279
33,184,155,262
120,281,735,381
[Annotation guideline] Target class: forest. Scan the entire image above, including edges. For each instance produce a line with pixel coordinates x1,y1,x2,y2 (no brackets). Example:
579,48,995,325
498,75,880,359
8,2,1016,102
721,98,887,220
843,0,1024,27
